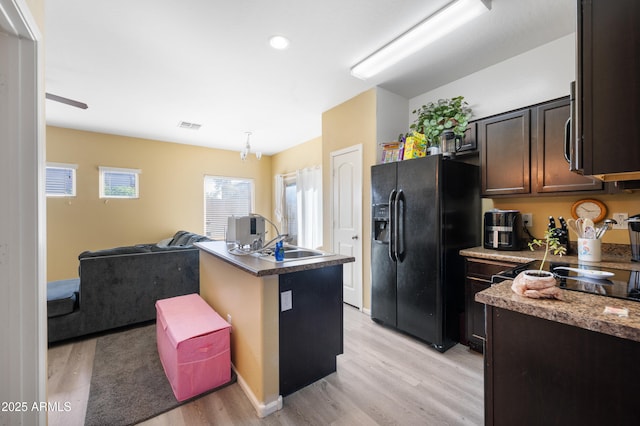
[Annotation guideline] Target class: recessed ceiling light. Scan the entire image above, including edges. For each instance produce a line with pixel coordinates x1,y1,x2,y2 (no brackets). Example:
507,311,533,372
269,35,290,50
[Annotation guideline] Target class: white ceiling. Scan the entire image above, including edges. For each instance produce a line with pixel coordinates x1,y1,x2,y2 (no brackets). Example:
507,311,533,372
45,0,575,156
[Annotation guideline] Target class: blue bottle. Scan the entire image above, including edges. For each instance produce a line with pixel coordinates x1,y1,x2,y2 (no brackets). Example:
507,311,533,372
275,240,284,261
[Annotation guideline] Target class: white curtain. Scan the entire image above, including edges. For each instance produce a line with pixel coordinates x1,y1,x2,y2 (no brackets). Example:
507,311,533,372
296,166,322,249
274,174,285,232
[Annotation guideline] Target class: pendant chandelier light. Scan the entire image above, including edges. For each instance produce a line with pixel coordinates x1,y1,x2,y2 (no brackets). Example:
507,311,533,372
240,131,262,161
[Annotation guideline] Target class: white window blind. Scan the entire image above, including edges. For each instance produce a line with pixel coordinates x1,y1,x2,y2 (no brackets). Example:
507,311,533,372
99,166,140,198
46,163,77,197
204,175,254,239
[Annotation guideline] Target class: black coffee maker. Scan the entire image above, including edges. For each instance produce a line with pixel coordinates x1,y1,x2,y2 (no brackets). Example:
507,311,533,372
484,210,523,251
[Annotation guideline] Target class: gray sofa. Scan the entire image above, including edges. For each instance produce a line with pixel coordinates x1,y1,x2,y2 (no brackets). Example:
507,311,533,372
47,231,210,343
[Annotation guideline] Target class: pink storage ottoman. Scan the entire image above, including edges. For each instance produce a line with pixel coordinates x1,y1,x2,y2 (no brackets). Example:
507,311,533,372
156,294,231,401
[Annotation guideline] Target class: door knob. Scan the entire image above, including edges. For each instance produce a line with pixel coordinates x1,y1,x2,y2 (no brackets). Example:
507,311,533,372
352,235,358,240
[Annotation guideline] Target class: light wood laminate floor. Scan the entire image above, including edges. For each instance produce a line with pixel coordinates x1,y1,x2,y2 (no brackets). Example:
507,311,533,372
48,305,484,425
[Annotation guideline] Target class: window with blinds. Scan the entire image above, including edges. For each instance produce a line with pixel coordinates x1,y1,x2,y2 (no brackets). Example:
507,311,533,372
99,166,140,198
46,163,77,197
204,176,254,239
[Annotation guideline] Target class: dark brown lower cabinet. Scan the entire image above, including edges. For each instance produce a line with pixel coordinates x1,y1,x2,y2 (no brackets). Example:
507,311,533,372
279,265,343,396
464,258,519,352
485,306,640,426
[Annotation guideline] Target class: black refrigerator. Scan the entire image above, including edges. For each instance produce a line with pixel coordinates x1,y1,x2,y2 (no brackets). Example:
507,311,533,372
371,155,480,352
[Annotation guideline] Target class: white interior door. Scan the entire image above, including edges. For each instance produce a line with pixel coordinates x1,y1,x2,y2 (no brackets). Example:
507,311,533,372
0,4,47,425
331,145,362,309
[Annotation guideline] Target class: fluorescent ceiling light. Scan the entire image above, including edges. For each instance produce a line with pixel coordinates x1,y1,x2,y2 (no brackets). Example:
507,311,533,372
350,0,491,80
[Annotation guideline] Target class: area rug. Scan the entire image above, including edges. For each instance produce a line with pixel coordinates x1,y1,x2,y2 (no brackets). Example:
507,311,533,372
85,323,235,426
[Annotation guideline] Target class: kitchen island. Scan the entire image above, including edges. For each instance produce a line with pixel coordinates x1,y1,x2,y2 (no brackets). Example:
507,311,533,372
460,246,640,351
195,240,355,418
476,281,640,426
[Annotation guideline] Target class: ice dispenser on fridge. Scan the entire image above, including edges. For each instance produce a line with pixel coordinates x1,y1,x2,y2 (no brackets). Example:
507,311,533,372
484,209,523,251
372,204,390,244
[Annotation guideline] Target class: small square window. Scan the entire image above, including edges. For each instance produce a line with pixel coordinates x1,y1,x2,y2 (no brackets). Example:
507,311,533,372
99,166,140,199
46,163,77,197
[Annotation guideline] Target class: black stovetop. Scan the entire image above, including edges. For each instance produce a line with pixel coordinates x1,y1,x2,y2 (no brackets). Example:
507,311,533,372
493,260,640,302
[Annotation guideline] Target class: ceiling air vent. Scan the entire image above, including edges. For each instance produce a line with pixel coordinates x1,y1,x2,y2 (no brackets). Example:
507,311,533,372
177,121,202,130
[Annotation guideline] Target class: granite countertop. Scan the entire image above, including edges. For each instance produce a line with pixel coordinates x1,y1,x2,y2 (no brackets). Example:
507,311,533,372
460,246,640,272
476,281,640,343
195,240,355,277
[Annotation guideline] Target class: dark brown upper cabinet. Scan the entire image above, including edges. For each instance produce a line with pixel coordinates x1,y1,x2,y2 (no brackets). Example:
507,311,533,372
479,109,530,197
534,98,603,193
480,98,604,198
574,0,640,180
458,122,477,153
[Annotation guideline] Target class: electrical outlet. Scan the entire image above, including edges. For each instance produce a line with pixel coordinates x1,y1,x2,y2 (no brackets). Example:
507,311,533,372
227,314,232,333
612,213,628,230
522,213,533,227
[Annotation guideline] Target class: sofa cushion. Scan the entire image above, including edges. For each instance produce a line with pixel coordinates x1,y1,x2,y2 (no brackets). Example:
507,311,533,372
169,231,209,247
47,278,80,318
156,238,173,248
169,230,193,246
78,245,152,259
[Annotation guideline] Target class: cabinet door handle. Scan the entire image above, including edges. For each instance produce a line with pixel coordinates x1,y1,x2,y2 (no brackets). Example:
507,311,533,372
564,117,571,164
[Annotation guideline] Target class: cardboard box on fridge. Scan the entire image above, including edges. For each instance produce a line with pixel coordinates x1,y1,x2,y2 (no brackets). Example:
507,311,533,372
156,294,231,402
403,134,427,159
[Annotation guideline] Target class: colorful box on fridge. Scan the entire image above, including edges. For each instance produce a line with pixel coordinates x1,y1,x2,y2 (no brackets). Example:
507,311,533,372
156,293,231,401
403,134,427,159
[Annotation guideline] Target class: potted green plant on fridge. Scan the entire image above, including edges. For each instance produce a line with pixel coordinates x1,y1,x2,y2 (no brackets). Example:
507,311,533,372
409,96,472,155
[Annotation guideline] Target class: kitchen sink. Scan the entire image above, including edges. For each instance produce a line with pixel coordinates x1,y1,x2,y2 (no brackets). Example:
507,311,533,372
256,246,329,262
282,250,324,259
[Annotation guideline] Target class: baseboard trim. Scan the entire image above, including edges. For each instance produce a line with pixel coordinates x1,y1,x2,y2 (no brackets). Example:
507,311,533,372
362,307,371,316
232,364,283,418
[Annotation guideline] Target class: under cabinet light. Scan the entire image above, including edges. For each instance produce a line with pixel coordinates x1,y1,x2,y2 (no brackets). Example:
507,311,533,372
350,0,491,80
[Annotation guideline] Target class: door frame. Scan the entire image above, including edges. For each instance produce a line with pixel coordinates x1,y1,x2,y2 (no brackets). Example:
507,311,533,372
0,1,46,424
329,144,363,310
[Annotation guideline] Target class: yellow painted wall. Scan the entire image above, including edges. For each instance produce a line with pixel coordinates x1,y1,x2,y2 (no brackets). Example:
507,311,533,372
271,137,322,176
199,252,280,409
322,89,377,310
492,192,640,245
46,126,273,281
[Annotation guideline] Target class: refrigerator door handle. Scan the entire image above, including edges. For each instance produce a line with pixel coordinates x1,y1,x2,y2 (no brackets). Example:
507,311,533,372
388,190,397,261
395,190,405,260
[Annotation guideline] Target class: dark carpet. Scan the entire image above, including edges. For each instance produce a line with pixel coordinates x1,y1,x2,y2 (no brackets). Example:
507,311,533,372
85,323,235,426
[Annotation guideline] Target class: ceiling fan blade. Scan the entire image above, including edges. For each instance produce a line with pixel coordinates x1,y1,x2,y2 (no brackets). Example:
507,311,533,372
45,93,88,109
